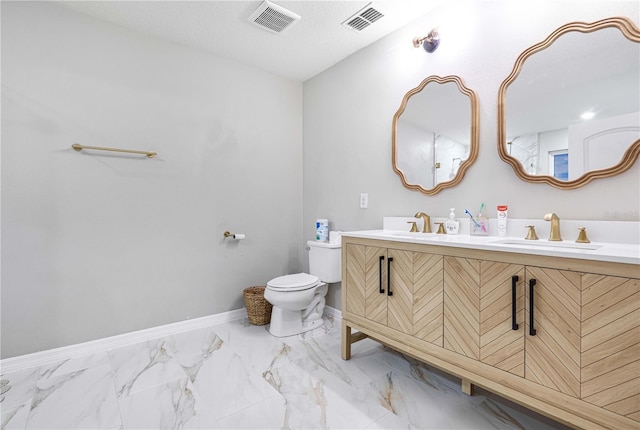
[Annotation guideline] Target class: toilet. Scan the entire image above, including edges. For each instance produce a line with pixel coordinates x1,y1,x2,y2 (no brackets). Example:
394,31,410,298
264,239,341,337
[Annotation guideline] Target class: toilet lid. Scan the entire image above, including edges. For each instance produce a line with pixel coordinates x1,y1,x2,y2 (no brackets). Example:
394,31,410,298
267,273,320,291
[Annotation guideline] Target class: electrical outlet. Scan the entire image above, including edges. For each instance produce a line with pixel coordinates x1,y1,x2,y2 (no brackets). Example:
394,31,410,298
359,193,368,209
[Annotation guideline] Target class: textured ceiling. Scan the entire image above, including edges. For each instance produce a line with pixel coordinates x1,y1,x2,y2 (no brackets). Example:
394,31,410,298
58,0,444,82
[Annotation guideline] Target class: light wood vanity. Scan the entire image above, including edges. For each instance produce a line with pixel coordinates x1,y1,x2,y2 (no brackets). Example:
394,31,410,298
340,233,639,430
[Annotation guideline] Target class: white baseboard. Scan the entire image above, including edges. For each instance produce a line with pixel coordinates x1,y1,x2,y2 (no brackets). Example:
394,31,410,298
1,307,344,375
1,308,247,375
323,305,342,321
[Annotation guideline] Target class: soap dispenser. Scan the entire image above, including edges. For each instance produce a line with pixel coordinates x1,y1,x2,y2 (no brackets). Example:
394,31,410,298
445,208,460,235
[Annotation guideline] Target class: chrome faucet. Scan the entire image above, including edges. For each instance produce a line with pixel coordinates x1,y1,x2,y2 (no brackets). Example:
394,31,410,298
543,213,562,241
414,212,432,233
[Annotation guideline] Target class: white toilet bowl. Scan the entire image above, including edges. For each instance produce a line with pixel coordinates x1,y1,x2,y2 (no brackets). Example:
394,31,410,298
264,238,341,337
264,273,329,337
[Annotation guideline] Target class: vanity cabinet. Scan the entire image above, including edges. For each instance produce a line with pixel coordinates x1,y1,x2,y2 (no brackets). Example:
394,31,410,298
344,242,443,345
341,236,639,430
443,258,581,397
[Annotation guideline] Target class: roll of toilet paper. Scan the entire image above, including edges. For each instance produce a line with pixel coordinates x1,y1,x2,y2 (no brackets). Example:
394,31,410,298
233,234,245,240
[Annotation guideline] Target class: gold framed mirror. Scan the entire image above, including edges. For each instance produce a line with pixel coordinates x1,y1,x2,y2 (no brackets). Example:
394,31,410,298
498,17,640,189
392,75,479,195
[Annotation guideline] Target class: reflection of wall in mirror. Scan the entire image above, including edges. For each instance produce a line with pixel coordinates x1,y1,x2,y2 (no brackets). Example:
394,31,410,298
509,129,569,177
435,135,468,185
568,111,640,180
397,121,469,189
509,111,639,180
397,121,436,188
509,133,540,175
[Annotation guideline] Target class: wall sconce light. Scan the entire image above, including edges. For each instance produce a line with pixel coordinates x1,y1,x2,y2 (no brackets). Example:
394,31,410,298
413,29,440,53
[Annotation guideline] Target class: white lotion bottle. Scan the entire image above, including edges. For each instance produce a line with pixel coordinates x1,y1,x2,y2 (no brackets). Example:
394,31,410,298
445,208,460,235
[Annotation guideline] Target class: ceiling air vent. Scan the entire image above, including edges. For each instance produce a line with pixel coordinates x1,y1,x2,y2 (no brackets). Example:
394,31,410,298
248,0,301,34
342,3,384,32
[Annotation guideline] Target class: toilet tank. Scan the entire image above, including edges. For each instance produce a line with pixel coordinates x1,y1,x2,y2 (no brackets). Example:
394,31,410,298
307,240,341,283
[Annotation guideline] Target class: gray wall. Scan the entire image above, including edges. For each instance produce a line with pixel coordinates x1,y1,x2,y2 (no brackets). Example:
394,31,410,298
302,1,640,309
2,0,638,359
1,2,303,358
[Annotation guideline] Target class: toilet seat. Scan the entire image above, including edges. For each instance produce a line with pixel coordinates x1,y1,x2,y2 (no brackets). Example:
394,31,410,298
267,273,320,292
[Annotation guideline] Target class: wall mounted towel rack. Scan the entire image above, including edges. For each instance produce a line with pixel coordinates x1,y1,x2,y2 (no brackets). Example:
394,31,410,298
72,143,157,158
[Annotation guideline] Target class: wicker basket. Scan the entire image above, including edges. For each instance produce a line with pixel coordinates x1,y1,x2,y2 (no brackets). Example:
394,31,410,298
243,286,272,325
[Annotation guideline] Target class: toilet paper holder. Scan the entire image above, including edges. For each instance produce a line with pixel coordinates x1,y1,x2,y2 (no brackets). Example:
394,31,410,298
224,231,245,240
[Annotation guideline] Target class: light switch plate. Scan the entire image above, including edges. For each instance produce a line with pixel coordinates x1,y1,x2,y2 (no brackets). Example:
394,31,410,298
360,193,368,209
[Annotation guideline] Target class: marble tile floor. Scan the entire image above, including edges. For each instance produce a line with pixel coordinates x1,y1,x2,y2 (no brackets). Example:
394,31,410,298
1,316,571,430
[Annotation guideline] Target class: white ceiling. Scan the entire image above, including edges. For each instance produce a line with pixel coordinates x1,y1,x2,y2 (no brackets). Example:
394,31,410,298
58,0,444,82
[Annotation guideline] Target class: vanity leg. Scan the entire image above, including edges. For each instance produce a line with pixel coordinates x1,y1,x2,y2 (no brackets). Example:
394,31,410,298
461,379,474,396
341,320,352,360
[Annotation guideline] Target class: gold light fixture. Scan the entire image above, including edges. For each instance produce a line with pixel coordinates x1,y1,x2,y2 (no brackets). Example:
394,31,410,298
413,29,440,53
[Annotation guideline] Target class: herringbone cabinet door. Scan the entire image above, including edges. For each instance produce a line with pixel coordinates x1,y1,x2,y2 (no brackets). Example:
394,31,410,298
413,253,444,346
581,274,639,423
480,262,525,377
387,249,413,335
525,267,582,398
444,256,481,359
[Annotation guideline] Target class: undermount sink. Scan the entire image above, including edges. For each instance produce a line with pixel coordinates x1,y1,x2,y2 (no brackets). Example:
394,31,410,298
390,232,434,237
389,232,445,240
379,231,604,251
490,238,603,251
386,232,467,242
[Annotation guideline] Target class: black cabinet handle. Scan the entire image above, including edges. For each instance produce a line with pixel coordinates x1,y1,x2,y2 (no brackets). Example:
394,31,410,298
379,255,385,294
529,279,537,336
511,275,519,331
387,257,393,296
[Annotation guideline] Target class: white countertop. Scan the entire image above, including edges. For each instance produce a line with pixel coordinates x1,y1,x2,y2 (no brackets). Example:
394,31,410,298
342,230,640,266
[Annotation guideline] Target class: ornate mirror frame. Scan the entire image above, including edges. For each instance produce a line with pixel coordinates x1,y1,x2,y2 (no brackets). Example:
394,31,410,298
392,75,479,195
497,17,640,189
